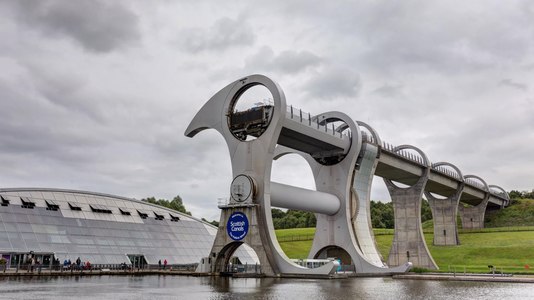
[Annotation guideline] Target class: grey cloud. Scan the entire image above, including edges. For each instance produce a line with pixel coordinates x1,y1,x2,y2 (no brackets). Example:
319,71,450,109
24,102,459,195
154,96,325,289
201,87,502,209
245,47,323,74
499,79,528,91
371,84,405,99
303,67,361,100
180,17,255,53
267,1,534,76
7,0,140,52
1,0,533,220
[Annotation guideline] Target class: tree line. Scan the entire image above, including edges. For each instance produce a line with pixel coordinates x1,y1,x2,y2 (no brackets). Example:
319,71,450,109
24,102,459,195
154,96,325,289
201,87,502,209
141,195,192,216
140,195,436,230
142,195,221,226
370,199,432,228
509,190,534,200
271,208,317,229
143,189,530,230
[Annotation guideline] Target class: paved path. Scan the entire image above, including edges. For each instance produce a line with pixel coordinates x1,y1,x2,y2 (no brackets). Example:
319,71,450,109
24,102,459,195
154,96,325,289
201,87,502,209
0,269,201,277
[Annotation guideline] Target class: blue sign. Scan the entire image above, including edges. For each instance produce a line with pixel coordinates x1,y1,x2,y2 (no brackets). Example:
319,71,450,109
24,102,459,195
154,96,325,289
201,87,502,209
227,212,249,241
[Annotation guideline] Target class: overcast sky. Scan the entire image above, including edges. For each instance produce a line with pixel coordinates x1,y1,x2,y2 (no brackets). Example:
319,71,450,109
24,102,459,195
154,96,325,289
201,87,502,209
1,0,533,221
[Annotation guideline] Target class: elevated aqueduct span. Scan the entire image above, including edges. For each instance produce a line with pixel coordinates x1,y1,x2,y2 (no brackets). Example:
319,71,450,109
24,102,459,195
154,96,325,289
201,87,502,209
186,74,509,276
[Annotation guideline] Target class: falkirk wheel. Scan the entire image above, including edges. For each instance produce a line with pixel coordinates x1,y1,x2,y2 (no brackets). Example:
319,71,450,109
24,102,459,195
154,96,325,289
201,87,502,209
185,74,411,276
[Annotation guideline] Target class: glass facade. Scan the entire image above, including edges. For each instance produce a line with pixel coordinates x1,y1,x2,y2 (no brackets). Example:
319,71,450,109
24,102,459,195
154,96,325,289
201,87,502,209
0,188,257,268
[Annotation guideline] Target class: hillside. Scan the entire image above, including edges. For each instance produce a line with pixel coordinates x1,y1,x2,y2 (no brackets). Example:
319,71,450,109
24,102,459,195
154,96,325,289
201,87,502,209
485,199,534,227
276,227,534,274
273,199,534,273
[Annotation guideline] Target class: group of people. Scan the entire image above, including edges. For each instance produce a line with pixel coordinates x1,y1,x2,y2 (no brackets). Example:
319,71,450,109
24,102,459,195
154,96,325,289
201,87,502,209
158,259,168,270
27,256,40,272
63,257,91,270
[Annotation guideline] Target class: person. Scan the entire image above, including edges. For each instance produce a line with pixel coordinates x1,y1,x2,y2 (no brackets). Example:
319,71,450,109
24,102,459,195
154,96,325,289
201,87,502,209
163,259,167,270
76,257,81,269
30,257,35,272
85,261,91,270
158,259,162,270
55,258,60,270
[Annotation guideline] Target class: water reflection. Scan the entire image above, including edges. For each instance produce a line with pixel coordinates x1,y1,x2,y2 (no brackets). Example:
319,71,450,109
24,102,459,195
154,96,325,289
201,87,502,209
1,275,534,300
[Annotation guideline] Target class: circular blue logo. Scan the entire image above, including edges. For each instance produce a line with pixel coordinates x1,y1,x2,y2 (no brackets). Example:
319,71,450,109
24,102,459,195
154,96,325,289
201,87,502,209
227,212,249,241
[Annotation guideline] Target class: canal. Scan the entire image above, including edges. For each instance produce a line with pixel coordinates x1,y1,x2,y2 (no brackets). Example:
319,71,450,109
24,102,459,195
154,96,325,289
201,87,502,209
1,275,533,299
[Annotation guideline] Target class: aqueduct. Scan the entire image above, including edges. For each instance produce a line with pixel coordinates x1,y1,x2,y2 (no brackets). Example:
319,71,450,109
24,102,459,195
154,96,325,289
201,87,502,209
185,74,509,276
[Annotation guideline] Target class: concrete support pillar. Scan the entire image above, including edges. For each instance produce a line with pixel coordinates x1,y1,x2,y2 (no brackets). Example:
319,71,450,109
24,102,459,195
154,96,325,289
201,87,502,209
384,145,438,270
458,175,490,230
458,201,488,229
425,187,463,246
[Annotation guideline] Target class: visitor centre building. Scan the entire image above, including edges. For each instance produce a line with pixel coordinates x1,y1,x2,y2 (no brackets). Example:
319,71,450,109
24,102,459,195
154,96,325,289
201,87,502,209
0,188,257,269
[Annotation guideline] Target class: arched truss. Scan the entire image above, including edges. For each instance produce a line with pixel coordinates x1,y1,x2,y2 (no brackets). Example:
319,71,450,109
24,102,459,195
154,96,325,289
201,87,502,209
309,112,361,165
431,161,464,182
489,185,510,200
425,162,465,200
316,112,358,137
335,120,382,146
384,144,430,189
463,174,490,193
356,120,382,146
393,144,430,168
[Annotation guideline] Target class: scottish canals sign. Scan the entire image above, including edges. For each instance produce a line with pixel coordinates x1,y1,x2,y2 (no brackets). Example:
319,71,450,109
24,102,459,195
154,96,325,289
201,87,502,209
227,212,249,241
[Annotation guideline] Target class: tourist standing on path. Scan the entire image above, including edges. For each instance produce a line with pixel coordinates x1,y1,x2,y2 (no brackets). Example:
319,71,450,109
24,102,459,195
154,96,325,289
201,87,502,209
30,257,35,272
163,259,167,270
158,259,162,270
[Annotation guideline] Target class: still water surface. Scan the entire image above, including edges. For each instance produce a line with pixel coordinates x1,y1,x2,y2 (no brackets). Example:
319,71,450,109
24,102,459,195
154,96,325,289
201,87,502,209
1,275,533,300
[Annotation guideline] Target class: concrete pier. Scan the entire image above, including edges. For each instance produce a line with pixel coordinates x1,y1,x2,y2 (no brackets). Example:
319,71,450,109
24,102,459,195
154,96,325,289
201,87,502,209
384,145,438,270
427,192,462,245
425,162,464,246
459,175,490,230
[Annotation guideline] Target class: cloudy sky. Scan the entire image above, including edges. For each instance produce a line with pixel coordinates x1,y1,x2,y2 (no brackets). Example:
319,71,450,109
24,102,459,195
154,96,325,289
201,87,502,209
1,0,533,221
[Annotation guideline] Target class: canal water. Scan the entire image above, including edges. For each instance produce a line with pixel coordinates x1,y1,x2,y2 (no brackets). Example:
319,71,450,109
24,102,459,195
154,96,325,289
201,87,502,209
1,275,533,299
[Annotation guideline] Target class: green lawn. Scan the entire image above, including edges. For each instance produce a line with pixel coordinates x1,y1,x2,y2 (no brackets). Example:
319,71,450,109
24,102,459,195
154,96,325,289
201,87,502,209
275,227,534,274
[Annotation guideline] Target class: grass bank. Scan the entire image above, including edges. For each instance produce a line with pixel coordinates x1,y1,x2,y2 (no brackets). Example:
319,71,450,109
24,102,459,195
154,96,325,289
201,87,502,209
275,227,534,274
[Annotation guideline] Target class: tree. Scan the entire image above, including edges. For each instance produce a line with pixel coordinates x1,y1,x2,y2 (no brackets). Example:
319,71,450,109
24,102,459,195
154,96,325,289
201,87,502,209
270,209,316,229
202,218,219,227
169,195,191,215
421,199,433,223
141,195,192,216
370,200,394,229
509,190,523,199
